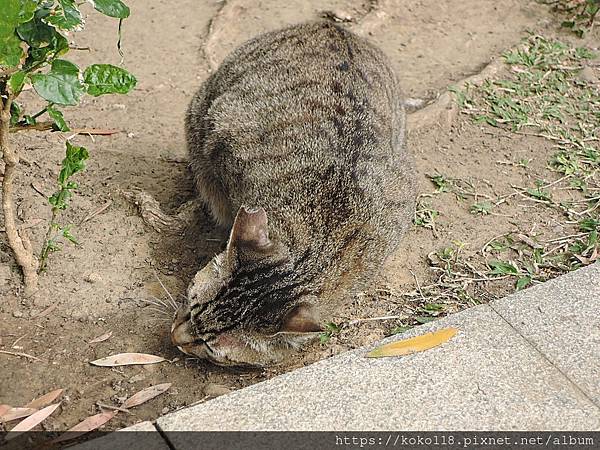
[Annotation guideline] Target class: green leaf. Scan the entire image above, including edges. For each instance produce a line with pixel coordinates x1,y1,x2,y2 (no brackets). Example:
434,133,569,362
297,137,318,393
47,105,70,132
579,218,600,232
470,201,493,215
88,0,130,18
388,325,412,335
47,0,83,30
17,17,57,47
83,64,136,96
0,33,23,67
422,303,444,312
415,316,436,324
58,141,89,185
8,70,26,94
61,227,79,244
9,101,21,126
516,276,531,290
318,333,330,344
31,59,84,105
0,0,36,35
488,259,519,276
23,114,36,125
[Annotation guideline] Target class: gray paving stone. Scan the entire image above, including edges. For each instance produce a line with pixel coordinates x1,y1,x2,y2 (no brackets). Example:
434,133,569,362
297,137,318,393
491,262,600,406
71,421,169,450
157,304,600,432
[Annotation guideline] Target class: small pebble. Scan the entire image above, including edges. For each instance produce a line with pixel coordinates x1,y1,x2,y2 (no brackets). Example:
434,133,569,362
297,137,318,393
84,272,102,283
161,407,169,415
12,310,24,318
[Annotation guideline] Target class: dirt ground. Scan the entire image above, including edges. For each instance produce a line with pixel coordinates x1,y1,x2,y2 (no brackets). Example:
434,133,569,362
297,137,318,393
0,0,595,434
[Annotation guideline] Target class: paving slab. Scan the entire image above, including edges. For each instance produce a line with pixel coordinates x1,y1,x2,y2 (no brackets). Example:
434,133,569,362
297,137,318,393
71,421,169,450
157,302,600,433
491,262,600,407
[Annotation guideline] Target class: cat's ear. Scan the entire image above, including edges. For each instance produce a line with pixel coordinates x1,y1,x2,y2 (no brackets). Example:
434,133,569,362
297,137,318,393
280,303,322,333
227,206,272,253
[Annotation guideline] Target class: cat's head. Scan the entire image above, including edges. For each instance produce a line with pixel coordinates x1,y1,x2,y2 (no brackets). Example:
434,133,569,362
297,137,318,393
171,206,323,367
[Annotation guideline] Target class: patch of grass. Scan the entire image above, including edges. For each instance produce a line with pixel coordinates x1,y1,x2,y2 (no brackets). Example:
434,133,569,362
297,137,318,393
470,201,493,215
379,35,599,326
319,321,342,344
414,198,440,233
541,0,600,37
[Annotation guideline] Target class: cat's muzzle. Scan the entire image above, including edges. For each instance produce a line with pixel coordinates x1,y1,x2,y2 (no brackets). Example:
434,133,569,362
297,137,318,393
171,307,209,358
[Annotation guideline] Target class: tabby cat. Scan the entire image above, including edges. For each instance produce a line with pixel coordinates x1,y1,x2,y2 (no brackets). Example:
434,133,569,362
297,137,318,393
170,20,416,367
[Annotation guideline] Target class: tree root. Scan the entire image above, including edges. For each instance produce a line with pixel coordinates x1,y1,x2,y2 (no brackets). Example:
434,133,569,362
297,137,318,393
122,190,201,235
408,58,506,131
0,94,38,295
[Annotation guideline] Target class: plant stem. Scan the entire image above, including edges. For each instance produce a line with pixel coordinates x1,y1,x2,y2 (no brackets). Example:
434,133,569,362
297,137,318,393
38,208,59,274
0,90,38,294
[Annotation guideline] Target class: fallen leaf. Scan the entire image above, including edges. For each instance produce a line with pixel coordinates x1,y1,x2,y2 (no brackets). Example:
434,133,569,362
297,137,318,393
123,383,171,409
366,327,458,358
88,331,113,344
6,403,61,440
0,405,12,417
25,389,64,409
52,410,117,443
90,353,165,367
0,407,37,422
33,303,58,319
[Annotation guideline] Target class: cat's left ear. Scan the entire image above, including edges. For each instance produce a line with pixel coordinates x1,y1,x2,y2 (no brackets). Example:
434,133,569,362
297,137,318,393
227,206,272,255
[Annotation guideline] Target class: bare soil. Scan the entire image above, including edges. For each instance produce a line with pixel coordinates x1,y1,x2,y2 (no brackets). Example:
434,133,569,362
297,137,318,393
0,0,591,433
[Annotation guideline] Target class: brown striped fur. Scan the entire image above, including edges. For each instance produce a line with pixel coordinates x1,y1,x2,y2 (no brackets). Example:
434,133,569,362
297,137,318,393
170,21,416,367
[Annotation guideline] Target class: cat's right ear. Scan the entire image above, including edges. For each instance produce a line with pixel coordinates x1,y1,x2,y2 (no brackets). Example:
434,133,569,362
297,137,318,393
226,206,273,256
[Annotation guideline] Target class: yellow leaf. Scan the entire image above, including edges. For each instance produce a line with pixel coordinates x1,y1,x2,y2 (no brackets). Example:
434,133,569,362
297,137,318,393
366,327,458,358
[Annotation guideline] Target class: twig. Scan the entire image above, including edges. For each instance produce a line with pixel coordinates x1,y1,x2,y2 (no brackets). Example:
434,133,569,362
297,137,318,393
32,303,58,319
11,334,28,348
96,403,131,414
347,315,404,326
79,201,113,225
0,350,42,361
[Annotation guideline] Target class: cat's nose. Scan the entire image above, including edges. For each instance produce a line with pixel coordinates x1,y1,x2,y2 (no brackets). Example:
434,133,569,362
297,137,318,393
170,308,195,347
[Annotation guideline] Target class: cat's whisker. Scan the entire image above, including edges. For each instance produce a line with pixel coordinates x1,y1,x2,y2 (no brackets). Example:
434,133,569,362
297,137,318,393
138,297,169,310
144,306,172,317
153,269,178,310
151,295,176,311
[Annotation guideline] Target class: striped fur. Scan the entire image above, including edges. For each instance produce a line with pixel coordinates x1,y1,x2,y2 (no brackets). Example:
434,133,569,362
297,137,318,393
175,21,416,367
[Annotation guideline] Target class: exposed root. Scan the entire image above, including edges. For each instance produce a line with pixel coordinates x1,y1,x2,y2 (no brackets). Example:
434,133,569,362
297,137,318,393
122,190,200,234
408,58,506,130
0,93,38,295
203,0,233,72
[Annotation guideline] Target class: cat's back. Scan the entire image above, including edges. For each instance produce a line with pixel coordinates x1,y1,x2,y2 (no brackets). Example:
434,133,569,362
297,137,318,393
188,21,414,273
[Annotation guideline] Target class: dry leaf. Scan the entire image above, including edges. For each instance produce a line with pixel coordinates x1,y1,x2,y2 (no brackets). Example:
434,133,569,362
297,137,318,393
0,405,11,417
25,389,64,409
366,327,458,358
0,407,37,422
88,331,113,344
90,353,165,367
52,411,117,444
123,383,171,409
6,403,61,440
